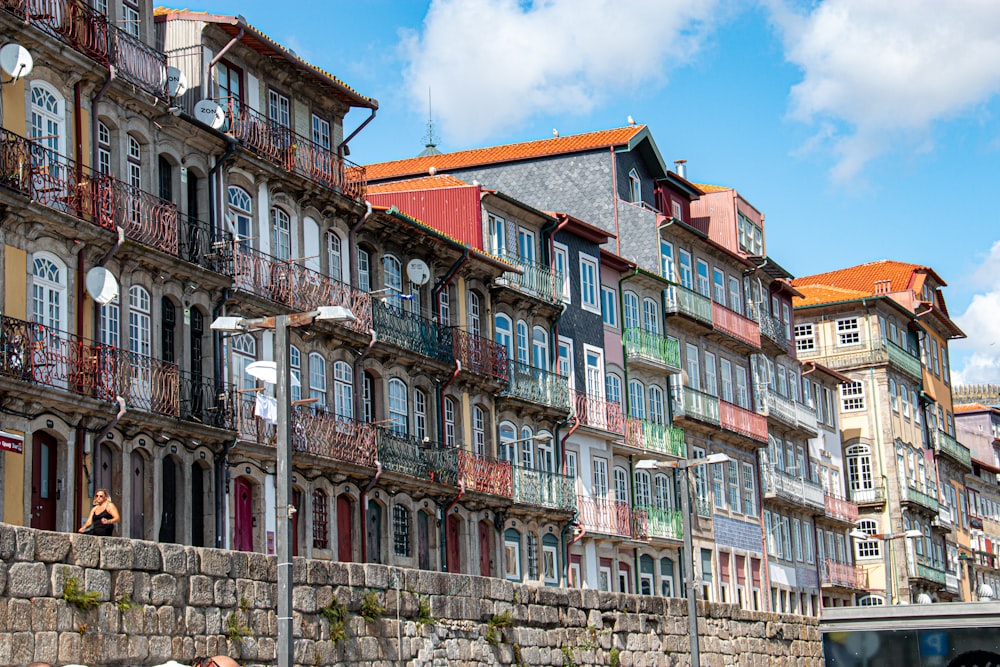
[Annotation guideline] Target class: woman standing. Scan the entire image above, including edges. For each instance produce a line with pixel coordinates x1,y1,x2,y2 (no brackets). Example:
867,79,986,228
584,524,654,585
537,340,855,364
78,488,120,536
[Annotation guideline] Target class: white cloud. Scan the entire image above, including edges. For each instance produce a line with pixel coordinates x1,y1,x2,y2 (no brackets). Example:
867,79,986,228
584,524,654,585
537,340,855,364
402,0,721,145
770,0,1000,181
953,241,1000,385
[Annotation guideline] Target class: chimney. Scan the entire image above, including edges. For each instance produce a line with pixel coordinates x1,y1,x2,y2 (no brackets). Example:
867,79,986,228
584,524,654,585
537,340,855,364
874,279,891,294
674,159,687,179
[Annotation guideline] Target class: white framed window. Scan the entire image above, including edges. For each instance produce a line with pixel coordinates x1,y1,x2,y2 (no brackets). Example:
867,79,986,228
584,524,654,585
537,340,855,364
614,466,629,505
889,378,899,412
559,337,574,390
327,231,343,282
720,358,734,403
312,113,331,149
554,242,570,302
388,378,408,435
660,240,675,281
704,352,718,397
271,207,291,261
309,353,327,409
742,462,756,515
686,343,701,390
121,0,140,37
629,379,646,420
97,121,111,175
623,291,640,330
727,460,740,512
473,405,485,455
438,287,451,325
520,426,535,469
713,461,725,509
606,373,623,409
648,385,665,423
695,259,711,297
713,268,726,305
542,544,558,585
333,360,353,419
127,134,141,189
357,248,371,292
593,457,609,497
268,89,290,127
793,518,803,561
488,213,507,256
495,314,513,360
445,398,457,448
532,326,549,371
383,254,403,296
601,286,618,328
642,297,660,334
413,388,427,441
836,318,861,346
634,471,652,507
858,595,886,607
580,253,600,313
499,422,516,463
735,366,749,409
678,249,693,290
517,227,535,262
855,519,881,559
99,295,120,348
516,320,529,365
628,168,641,203
566,450,578,480
840,381,866,411
231,333,256,392
504,531,521,581
468,291,482,336
728,277,742,315
526,533,538,580
795,323,814,352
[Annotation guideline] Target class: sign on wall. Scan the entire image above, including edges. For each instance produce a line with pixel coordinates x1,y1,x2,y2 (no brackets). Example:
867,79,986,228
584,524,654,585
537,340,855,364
0,430,23,454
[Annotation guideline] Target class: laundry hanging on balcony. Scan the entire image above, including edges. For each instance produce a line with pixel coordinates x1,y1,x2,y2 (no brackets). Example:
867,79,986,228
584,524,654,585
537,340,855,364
254,393,278,425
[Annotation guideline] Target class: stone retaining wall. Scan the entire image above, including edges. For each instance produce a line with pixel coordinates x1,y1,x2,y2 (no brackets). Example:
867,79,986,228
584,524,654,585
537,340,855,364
0,524,823,666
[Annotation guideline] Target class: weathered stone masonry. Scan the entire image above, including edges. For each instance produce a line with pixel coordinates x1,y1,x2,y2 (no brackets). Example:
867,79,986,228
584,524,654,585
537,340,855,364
0,524,822,666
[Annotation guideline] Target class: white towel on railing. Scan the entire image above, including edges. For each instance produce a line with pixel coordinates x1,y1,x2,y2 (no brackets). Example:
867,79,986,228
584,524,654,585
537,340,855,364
255,393,277,425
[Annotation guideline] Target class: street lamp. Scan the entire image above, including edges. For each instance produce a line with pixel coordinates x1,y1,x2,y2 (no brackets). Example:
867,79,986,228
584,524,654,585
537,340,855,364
211,305,355,667
636,452,731,667
849,528,922,605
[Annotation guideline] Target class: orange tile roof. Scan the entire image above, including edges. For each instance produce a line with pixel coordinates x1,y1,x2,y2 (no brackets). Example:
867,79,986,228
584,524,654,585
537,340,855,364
366,174,469,194
693,183,731,193
793,284,871,307
364,125,647,181
792,260,942,294
955,403,990,413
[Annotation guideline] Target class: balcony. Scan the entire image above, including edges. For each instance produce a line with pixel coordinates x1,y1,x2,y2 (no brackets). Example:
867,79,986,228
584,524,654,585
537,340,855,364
933,429,973,470
373,300,453,363
756,387,818,435
577,496,636,538
635,505,683,541
712,303,761,349
452,328,508,382
761,465,826,511
633,419,686,458
823,494,859,525
3,0,168,100
229,244,372,335
797,340,922,380
512,465,575,512
221,100,365,199
623,327,681,372
495,255,562,306
900,481,940,513
457,450,512,498
720,399,768,443
178,212,229,274
502,361,571,412
672,385,720,426
1,129,180,257
821,559,867,590
849,481,887,507
757,311,788,352
377,428,457,485
663,283,713,327
945,573,960,594
911,556,947,586
574,391,628,435
933,504,955,531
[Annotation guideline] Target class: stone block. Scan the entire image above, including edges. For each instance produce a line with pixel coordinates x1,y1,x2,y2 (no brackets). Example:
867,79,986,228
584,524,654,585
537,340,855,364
184,605,206,634
14,526,35,561
255,579,275,607
293,555,309,583
31,630,58,664
131,572,152,604
57,631,81,664
150,572,177,605
34,530,71,562
156,605,178,634
50,563,84,598
68,533,100,568
8,561,47,597
84,567,111,600
100,537,135,570
10,631,33,665
204,607,222,635
149,635,173,664
327,561,350,585
293,584,317,613
132,539,162,570
249,551,276,581
188,574,214,606
215,576,237,607
199,547,232,576
0,523,15,560
159,542,191,575
30,597,60,631
307,559,330,585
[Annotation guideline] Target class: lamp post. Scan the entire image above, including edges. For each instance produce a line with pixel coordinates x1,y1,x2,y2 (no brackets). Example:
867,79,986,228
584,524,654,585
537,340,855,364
636,453,731,667
212,305,355,667
850,528,922,605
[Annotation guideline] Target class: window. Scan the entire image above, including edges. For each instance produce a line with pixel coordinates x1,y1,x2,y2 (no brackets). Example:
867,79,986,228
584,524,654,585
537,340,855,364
30,82,64,165
601,286,618,327
521,427,535,469
735,366,749,409
855,520,881,558
472,405,485,455
489,214,508,256
268,89,291,127
729,277,743,316
593,458,609,497
840,382,866,411
542,541,559,585
526,533,539,580
847,445,875,501
836,318,860,346
388,378,408,435
532,326,548,370
889,378,898,411
634,471,652,507
121,0,139,37
737,212,763,255
271,207,291,261
127,134,141,190
654,474,671,510
357,248,371,292
559,338,573,389
438,286,451,325
383,254,403,296
392,505,410,557
793,518,803,561
231,333,256,392
720,359,734,403
499,422,516,463
606,373,623,409
97,121,111,175
614,466,629,504
649,385,665,423
795,323,815,352
623,291,640,330
504,529,521,580
858,595,886,607
727,460,741,512
217,60,243,108
517,227,535,262
362,372,374,423
553,243,569,301
678,250,693,290
445,398,457,448
641,297,660,334
686,343,701,390
704,352,718,397
327,232,343,281
629,380,646,420
309,353,327,409
312,114,331,150
333,361,353,419
628,168,641,203
468,291,482,336
312,490,328,549
99,295,120,348
713,268,726,305
495,314,513,360
580,254,599,312
713,461,725,509
660,240,675,281
413,389,427,441
695,259,711,297
742,462,756,515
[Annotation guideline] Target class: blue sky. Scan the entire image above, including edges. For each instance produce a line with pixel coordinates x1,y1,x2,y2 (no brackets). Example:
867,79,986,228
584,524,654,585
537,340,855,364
189,0,1000,383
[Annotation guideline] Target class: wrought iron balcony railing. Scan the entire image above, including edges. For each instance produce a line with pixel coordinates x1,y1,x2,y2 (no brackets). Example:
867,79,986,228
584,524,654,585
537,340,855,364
577,496,636,538
502,360,571,411
228,244,373,334
372,299,452,363
633,419,686,457
179,375,235,430
623,327,681,371
495,255,563,305
451,328,508,382
933,429,972,469
720,399,768,442
220,99,365,199
760,464,825,510
457,449,512,498
634,505,683,541
377,428,457,485
672,385,720,426
797,339,922,380
849,481,886,506
0,129,179,257
2,0,168,99
663,283,713,326
512,465,575,512
821,559,867,589
178,212,229,274
823,493,859,524
574,391,628,435
757,311,788,350
901,481,940,513
712,302,761,348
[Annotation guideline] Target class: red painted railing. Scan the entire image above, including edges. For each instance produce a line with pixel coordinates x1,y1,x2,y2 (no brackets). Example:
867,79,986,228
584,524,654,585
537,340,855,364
720,399,768,442
229,244,372,334
821,559,867,589
452,329,508,382
712,303,761,348
457,449,512,497
108,24,169,99
573,391,627,435
824,494,859,524
577,496,635,538
221,99,365,199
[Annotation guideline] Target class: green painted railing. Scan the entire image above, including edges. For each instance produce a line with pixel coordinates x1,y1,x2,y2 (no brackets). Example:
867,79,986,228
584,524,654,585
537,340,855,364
636,505,683,540
799,340,921,380
497,255,563,305
663,283,713,325
885,340,922,378
636,419,686,457
623,328,681,370
372,300,453,362
901,482,940,513
503,360,571,411
914,557,947,585
512,465,576,512
672,385,720,426
934,430,972,469
376,428,457,485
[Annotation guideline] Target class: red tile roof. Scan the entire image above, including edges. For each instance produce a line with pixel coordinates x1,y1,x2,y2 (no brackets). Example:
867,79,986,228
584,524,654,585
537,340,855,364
793,260,944,295
955,403,990,413
793,284,870,308
366,174,469,194
692,183,731,193
364,125,647,181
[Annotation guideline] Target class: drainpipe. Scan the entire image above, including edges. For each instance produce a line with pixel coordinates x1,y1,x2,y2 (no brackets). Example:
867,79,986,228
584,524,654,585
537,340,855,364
619,266,640,419
559,415,580,585
348,200,373,288
545,214,572,372
208,138,238,242
441,480,465,572
756,471,773,611
360,461,383,563
215,437,235,548
205,28,244,99
90,74,114,169
337,107,377,159
610,146,620,254
433,249,468,321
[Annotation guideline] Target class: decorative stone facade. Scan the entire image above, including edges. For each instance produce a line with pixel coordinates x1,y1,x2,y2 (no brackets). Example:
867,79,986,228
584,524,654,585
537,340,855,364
0,524,822,666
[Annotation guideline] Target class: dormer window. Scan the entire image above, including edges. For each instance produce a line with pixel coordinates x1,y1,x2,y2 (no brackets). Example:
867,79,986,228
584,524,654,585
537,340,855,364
628,168,641,203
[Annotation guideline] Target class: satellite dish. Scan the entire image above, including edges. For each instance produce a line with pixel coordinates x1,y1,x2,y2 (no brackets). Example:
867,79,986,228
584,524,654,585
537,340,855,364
194,99,225,129
166,66,187,97
245,361,301,387
915,593,933,604
85,266,119,305
0,43,33,80
407,258,430,286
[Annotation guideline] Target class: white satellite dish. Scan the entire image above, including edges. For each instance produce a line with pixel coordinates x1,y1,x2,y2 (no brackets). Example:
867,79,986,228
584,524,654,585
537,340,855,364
194,99,225,129
245,361,301,387
407,258,430,286
0,43,33,80
85,266,119,305
166,66,187,97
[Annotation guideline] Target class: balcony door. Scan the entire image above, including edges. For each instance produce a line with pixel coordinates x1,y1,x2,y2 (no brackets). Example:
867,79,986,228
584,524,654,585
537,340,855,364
233,476,254,551
30,432,58,530
336,494,353,562
130,450,145,539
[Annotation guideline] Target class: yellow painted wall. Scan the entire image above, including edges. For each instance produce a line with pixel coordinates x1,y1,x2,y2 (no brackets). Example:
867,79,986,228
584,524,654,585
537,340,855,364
3,247,27,524
2,431,25,525
2,78,27,136
5,246,27,319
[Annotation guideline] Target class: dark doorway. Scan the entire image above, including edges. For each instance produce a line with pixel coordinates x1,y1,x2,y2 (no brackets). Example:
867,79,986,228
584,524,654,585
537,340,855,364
234,476,254,552
159,456,177,543
337,494,353,562
30,432,57,530
191,462,205,547
130,450,145,539
367,500,382,563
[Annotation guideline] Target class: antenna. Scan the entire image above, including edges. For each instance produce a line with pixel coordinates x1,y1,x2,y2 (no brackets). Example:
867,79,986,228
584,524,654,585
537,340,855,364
418,88,441,157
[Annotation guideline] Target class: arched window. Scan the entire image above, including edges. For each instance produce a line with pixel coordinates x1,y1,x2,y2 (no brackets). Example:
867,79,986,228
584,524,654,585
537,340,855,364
468,291,482,335
642,297,660,334
623,291,640,330
414,388,427,440
383,254,403,295
889,378,898,411
654,474,671,510
532,326,548,370
516,320,529,364
232,333,256,391
855,519,881,559
634,471,652,507
309,353,327,409
499,422,516,463
495,314,513,359
444,397,457,448
520,425,534,469
97,121,111,174
538,432,554,472
845,444,875,502
128,285,151,357
357,247,371,292
858,594,886,607
272,207,291,261
289,345,301,403
227,186,252,242
334,360,352,419
30,82,64,160
628,168,641,203
312,489,329,549
99,294,120,348
472,405,485,455
648,385,665,423
388,378,408,435
629,379,646,420
614,466,629,503
606,373,623,407
327,231,343,281
362,371,375,423
31,253,67,332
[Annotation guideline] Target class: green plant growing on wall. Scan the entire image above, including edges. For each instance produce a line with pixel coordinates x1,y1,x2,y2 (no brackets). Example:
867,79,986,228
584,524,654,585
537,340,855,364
115,592,134,614
62,577,100,611
561,646,577,667
485,609,513,645
319,601,349,644
610,647,621,667
226,611,253,645
512,642,525,667
359,590,386,623
416,596,437,627
239,596,252,612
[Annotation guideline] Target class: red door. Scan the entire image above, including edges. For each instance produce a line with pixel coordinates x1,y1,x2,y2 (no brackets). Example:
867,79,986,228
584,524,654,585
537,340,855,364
30,432,57,530
446,514,460,573
292,489,302,557
477,519,491,577
337,494,353,562
96,442,114,495
130,451,145,539
234,477,254,552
